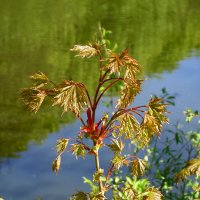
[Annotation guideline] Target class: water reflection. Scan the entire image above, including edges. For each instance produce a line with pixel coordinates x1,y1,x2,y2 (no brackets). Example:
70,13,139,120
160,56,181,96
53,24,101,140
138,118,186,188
0,0,200,199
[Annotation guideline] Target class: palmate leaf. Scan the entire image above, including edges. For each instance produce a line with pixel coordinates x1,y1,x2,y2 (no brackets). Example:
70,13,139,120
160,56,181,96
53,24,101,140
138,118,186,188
131,158,147,177
176,157,200,182
148,97,169,125
111,154,129,170
117,113,140,139
135,98,169,147
29,71,49,88
117,79,143,109
89,192,105,200
136,114,164,148
142,113,161,136
194,185,200,192
56,138,69,154
121,187,138,200
144,187,162,200
20,88,47,113
105,48,140,77
122,49,140,76
135,126,153,148
105,52,124,75
108,138,124,154
70,43,100,58
53,80,88,116
71,143,86,159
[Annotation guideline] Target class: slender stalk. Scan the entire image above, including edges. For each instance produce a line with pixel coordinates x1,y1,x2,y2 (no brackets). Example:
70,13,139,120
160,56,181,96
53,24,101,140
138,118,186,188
78,116,86,127
85,89,93,108
50,80,57,86
94,147,104,196
92,82,101,123
102,68,111,80
104,105,147,130
96,78,123,106
99,52,103,82
102,77,123,85
105,164,114,182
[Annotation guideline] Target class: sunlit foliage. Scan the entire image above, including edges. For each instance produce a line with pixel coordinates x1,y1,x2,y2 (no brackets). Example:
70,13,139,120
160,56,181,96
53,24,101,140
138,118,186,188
20,28,168,199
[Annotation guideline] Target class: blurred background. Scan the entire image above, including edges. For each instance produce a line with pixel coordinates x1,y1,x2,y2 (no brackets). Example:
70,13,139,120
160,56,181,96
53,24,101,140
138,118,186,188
0,0,200,199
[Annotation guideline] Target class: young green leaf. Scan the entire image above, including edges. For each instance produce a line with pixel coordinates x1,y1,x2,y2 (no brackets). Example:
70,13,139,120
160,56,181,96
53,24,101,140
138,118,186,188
70,191,88,200
29,71,49,88
105,48,140,77
184,108,200,123
176,157,200,182
142,113,161,136
136,97,169,147
148,97,169,125
20,88,47,113
53,80,88,116
93,169,104,182
117,113,140,139
108,138,124,154
131,158,147,177
56,138,69,154
52,155,61,174
89,192,105,200
117,79,143,109
70,43,100,58
111,155,129,170
71,143,86,159
105,52,124,75
135,125,152,148
120,186,138,200
83,177,98,193
144,187,162,200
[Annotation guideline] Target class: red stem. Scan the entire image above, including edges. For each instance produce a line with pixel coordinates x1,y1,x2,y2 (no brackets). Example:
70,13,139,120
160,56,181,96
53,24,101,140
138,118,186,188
85,89,93,108
105,164,115,182
96,78,123,106
104,105,147,130
99,52,103,82
102,68,111,81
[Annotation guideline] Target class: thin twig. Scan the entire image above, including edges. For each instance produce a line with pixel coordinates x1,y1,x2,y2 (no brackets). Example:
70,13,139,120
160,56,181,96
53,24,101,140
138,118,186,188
96,78,123,105
78,116,86,127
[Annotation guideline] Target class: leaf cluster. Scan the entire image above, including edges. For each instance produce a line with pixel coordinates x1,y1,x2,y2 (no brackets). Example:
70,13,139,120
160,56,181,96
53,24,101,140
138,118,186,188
20,72,90,116
175,157,200,182
20,29,170,199
52,138,69,173
113,176,162,200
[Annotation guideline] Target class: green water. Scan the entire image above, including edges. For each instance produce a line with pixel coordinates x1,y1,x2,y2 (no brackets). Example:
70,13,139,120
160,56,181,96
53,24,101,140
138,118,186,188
0,0,200,188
